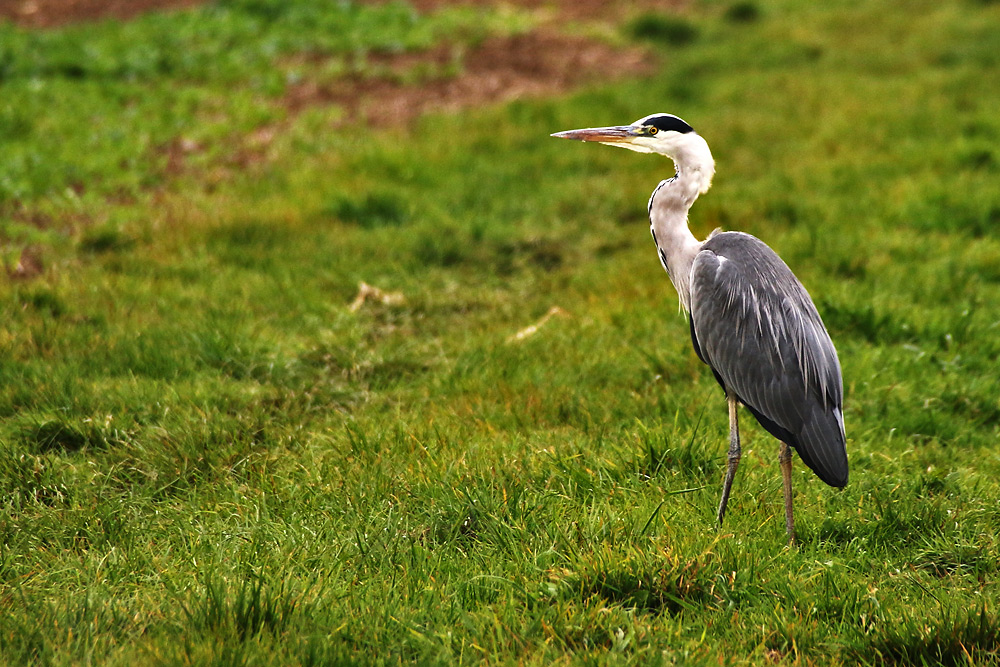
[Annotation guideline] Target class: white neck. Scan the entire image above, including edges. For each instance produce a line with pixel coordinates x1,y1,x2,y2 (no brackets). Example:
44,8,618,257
648,134,715,312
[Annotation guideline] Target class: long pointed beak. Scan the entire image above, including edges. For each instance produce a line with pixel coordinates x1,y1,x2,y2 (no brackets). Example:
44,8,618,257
550,126,635,144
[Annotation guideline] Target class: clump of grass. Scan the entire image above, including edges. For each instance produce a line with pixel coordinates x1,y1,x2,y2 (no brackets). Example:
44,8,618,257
489,236,566,274
627,13,700,46
184,575,308,641
326,192,409,228
0,450,71,507
853,605,1000,666
913,543,996,578
816,298,916,344
725,2,761,23
17,417,134,455
78,227,135,254
957,146,994,170
22,420,91,453
626,422,715,483
0,105,33,140
19,287,66,317
0,593,139,664
413,226,470,266
563,546,714,614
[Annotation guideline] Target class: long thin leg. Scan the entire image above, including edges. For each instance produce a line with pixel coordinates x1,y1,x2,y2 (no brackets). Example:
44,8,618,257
716,394,741,525
779,442,795,545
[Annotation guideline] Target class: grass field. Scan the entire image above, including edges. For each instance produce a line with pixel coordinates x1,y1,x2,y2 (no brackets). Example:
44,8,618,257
2,0,1000,664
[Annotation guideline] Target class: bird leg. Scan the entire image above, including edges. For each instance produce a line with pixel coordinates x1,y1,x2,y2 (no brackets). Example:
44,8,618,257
716,394,741,525
779,442,796,545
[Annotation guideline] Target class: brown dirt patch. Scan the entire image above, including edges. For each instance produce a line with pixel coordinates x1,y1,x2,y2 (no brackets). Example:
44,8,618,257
285,31,654,125
2,0,665,137
0,0,680,28
0,0,202,28
1,0,666,133
199,30,653,173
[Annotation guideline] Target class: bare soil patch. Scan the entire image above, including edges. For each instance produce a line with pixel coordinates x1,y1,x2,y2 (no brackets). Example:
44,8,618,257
1,0,679,28
0,0,201,27
205,30,653,174
2,0,662,130
285,31,653,125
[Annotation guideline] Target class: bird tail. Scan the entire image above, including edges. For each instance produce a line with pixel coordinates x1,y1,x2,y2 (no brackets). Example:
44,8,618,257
792,406,848,488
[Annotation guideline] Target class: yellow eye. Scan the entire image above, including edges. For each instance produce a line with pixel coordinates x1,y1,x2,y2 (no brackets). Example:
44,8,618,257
648,126,658,135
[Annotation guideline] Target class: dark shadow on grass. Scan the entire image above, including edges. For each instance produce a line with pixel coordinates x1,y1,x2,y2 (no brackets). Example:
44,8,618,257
625,415,716,484
913,544,997,579
849,604,1000,666
302,343,432,393
19,288,66,318
565,553,714,616
490,237,565,275
816,299,917,345
183,574,312,642
79,227,136,254
206,218,297,270
325,192,410,229
629,436,716,484
23,420,90,454
628,13,700,46
579,570,694,613
725,2,761,23
803,493,950,551
20,418,128,454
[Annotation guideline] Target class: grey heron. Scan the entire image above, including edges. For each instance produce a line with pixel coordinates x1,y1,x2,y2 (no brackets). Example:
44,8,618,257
552,114,847,543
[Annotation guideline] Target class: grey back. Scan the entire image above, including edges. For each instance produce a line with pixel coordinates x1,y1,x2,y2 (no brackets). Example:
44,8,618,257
689,231,848,487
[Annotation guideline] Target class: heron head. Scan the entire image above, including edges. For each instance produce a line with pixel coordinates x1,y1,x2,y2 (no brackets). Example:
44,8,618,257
551,113,714,192
550,113,699,155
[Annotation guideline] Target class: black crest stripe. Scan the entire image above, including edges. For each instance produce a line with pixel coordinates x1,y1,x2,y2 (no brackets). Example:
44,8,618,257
644,114,694,134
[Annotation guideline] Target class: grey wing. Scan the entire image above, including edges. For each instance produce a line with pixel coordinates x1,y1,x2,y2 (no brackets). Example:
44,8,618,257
689,232,848,487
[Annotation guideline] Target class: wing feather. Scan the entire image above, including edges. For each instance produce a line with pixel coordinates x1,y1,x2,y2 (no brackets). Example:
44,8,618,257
689,232,848,487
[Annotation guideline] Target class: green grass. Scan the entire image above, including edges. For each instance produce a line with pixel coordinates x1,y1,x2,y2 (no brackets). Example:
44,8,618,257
2,0,1000,664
